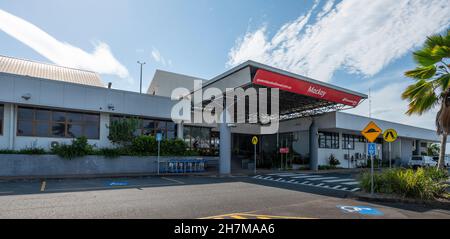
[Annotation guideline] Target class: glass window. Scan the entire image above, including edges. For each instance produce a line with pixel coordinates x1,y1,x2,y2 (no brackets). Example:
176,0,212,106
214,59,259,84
0,105,3,135
318,132,339,149
17,107,100,139
35,109,51,121
84,124,99,139
18,107,34,120
51,123,66,137
17,121,33,136
343,134,355,149
52,111,66,122
67,112,84,123
67,124,83,138
35,122,50,137
183,126,212,150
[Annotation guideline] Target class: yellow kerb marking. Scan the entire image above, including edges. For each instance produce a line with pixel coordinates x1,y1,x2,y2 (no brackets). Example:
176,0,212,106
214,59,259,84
229,215,247,219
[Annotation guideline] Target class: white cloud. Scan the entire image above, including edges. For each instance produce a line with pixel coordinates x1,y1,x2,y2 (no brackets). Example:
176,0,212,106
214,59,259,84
347,81,438,131
227,0,450,82
0,9,130,81
151,47,172,67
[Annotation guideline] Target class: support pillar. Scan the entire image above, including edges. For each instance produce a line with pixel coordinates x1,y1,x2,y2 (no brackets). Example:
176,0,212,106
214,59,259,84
219,111,231,176
177,122,184,140
414,140,421,155
309,119,318,171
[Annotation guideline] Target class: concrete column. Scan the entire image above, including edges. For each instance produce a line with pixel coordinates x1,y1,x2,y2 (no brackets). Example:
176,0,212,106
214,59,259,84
9,104,15,150
414,139,420,155
219,111,231,176
309,119,318,171
177,122,184,140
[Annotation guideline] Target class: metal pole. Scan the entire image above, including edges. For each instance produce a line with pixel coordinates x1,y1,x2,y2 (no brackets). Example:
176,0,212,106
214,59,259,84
254,143,257,175
371,154,374,194
348,146,350,169
157,140,160,175
389,142,392,169
285,138,288,170
137,61,146,94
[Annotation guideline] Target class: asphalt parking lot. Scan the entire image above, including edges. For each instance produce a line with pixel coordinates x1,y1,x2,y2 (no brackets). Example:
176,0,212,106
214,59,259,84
0,172,449,219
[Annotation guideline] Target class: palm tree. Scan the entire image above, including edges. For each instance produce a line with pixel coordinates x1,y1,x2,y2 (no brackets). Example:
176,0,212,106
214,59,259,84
402,30,450,169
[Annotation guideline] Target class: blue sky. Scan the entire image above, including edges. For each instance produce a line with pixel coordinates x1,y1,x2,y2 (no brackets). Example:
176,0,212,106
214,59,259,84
0,0,449,131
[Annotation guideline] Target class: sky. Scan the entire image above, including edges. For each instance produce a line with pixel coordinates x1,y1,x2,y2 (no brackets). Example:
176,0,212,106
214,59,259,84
0,0,449,133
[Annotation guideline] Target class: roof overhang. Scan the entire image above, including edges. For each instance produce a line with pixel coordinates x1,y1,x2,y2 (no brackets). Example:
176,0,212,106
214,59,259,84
192,61,368,121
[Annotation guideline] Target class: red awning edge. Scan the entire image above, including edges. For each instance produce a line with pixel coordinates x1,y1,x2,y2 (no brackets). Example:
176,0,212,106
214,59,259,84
252,69,362,107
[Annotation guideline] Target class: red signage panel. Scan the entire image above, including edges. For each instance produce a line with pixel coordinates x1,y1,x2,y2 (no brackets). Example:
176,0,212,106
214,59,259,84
279,148,289,154
252,69,362,107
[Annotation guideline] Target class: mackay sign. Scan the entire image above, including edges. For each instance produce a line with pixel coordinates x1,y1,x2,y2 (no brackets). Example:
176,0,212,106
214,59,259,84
252,69,363,107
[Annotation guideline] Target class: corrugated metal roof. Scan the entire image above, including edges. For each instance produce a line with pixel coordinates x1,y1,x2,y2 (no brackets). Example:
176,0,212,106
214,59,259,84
0,55,105,87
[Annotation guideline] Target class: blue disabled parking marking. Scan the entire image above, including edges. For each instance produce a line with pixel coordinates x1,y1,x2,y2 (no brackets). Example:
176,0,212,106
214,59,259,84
108,182,129,186
337,205,384,216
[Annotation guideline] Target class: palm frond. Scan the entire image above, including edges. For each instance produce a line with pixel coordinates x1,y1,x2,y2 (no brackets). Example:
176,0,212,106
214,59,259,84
404,65,436,79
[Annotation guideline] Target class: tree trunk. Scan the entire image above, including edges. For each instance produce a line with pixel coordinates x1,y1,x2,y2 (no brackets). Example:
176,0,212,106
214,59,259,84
438,134,447,169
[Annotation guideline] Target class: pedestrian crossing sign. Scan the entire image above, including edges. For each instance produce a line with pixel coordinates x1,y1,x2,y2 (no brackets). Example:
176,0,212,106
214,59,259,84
383,129,397,143
252,136,258,145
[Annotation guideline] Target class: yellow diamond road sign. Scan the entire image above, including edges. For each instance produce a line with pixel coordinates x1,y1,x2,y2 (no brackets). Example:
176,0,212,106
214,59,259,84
383,129,398,143
252,136,258,145
361,121,382,143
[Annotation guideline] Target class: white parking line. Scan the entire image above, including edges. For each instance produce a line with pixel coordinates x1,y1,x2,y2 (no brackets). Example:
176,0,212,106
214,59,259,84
323,178,355,183
268,173,305,177
341,181,359,185
253,176,360,192
291,175,322,179
306,177,338,181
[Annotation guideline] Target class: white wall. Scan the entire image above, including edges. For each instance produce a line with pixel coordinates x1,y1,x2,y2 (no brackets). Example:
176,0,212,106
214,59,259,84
0,103,12,149
3,105,113,151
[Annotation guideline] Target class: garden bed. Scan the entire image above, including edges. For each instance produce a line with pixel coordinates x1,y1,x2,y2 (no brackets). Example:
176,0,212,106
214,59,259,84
352,191,450,210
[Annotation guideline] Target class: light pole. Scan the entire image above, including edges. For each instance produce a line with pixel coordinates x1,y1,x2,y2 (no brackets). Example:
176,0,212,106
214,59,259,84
137,61,146,94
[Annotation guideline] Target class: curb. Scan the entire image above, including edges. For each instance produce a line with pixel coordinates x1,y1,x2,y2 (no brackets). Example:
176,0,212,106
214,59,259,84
351,192,450,210
0,172,218,182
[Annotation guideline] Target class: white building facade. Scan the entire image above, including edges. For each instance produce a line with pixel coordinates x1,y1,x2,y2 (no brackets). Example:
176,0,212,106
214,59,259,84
0,55,439,172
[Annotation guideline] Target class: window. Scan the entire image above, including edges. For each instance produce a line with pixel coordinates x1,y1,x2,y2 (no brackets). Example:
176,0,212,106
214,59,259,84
0,104,3,135
110,115,176,140
17,107,100,139
318,132,339,149
342,134,356,149
183,126,212,150
420,142,428,148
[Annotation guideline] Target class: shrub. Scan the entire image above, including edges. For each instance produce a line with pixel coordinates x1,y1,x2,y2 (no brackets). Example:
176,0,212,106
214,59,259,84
329,154,340,167
130,135,157,155
107,118,140,147
51,137,93,159
18,147,47,155
359,168,448,200
94,148,123,158
0,148,47,155
161,139,187,156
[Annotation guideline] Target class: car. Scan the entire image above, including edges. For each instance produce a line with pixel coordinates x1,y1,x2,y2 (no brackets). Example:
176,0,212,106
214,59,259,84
408,155,437,168
432,156,450,168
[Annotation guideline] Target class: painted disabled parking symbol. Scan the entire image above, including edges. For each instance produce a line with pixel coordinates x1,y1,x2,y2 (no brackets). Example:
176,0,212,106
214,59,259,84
108,182,129,186
337,205,383,216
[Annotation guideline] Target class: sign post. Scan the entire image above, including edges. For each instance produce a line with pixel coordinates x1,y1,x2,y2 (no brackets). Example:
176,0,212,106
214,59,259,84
156,133,162,175
361,121,382,195
251,136,258,175
383,129,398,169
